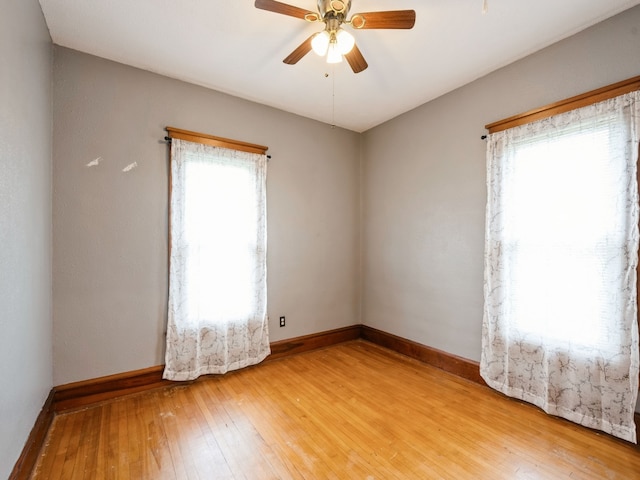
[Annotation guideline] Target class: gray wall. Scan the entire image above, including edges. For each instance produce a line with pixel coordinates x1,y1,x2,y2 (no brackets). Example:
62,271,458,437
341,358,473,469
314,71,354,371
0,0,53,477
362,6,640,362
52,47,361,385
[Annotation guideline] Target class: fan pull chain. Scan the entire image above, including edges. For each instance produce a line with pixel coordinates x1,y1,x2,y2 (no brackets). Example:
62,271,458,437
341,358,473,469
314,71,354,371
331,65,336,129
482,0,488,14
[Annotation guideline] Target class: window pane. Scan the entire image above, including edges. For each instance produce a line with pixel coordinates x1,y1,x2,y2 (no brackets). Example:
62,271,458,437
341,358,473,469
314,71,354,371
183,159,257,324
503,124,626,350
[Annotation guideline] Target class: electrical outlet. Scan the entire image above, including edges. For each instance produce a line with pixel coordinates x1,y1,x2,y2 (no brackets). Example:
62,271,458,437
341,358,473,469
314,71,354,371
279,316,286,327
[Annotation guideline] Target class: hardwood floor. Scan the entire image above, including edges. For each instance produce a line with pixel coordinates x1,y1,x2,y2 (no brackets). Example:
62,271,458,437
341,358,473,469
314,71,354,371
31,341,640,479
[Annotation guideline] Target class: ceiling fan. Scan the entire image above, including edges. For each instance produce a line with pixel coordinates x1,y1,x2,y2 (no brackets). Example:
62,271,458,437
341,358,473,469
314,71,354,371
254,0,416,73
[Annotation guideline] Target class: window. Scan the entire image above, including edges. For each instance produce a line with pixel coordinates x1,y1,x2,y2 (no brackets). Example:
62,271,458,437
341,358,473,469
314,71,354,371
181,150,262,324
481,82,640,443
504,119,626,351
163,128,270,381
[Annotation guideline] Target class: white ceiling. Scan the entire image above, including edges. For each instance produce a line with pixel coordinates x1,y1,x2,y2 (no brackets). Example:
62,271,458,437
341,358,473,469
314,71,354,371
39,0,640,132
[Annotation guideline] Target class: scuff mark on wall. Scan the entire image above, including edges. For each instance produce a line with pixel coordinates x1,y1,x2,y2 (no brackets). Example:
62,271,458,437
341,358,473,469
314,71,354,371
122,162,138,172
86,156,102,167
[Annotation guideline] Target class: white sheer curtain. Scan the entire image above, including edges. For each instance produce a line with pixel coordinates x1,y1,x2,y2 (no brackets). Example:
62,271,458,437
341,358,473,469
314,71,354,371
481,91,640,442
163,139,270,381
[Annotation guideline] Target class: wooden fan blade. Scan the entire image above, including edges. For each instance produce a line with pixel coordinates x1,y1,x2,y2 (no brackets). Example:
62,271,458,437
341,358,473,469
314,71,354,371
283,35,314,65
353,10,416,29
254,0,314,20
345,44,368,74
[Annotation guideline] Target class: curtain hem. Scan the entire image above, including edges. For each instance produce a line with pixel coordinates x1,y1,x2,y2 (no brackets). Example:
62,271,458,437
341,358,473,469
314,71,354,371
162,348,271,382
480,371,638,444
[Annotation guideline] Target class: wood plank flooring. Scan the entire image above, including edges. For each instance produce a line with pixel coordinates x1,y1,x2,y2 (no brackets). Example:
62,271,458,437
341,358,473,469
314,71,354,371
31,341,640,479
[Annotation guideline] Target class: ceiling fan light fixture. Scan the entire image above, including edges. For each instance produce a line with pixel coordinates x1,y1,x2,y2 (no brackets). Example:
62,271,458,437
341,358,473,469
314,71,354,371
326,41,343,63
311,31,330,56
335,28,355,54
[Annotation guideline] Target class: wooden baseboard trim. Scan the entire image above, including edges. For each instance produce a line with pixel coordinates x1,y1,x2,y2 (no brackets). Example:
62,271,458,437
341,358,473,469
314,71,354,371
361,325,486,386
53,365,171,412
9,389,55,480
52,324,481,412
268,325,362,361
52,324,363,413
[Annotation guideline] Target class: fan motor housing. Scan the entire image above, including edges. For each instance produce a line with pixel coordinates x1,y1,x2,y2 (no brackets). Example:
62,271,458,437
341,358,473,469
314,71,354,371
318,0,351,20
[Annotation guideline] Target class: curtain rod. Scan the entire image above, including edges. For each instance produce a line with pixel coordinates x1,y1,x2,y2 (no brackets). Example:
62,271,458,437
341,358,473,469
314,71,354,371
164,136,272,159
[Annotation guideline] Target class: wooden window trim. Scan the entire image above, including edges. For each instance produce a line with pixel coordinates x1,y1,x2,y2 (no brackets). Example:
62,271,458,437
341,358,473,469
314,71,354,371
166,126,268,155
485,75,640,134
